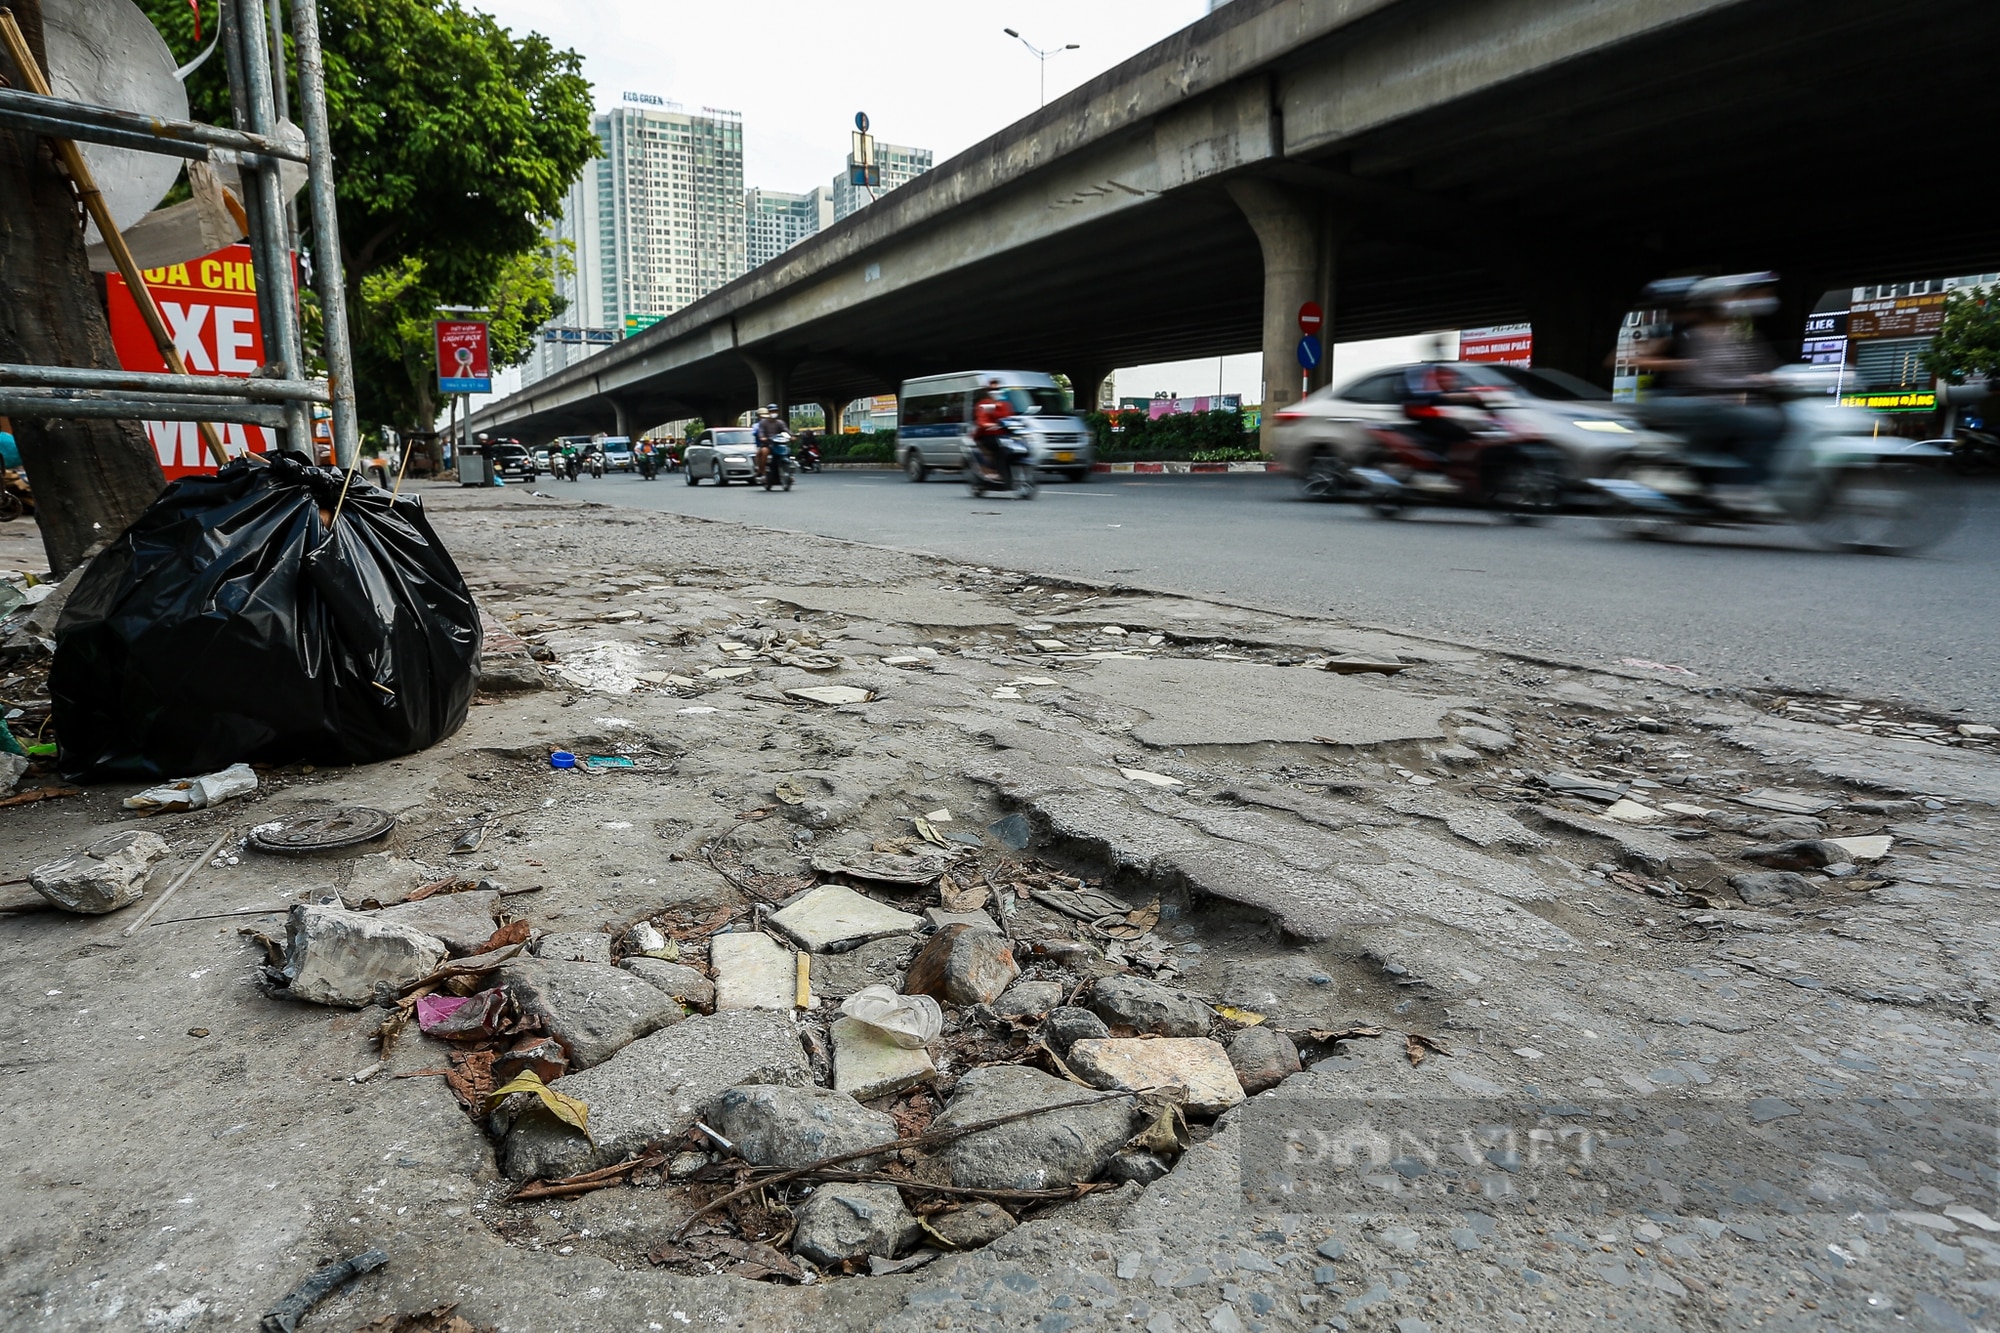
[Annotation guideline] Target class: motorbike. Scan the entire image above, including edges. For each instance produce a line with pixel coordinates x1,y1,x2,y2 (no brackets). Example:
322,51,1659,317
638,450,658,480
587,452,605,479
1592,364,1962,553
761,436,797,492
563,454,580,482
962,424,1038,501
798,438,824,473
0,467,33,522
1343,394,1564,521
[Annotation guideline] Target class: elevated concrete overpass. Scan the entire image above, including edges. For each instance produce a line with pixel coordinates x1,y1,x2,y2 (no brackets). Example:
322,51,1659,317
470,0,2000,446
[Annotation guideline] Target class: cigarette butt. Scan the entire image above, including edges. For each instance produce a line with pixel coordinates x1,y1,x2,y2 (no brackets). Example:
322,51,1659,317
795,952,810,1009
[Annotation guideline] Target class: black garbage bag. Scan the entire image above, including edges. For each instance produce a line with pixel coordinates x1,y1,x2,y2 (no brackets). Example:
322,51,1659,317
51,452,481,781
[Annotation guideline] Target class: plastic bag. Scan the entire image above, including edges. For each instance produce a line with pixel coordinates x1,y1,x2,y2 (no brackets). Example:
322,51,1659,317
839,984,943,1049
51,453,480,781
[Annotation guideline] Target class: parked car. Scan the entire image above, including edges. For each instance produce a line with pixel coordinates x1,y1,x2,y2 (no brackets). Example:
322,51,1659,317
896,371,1095,482
487,441,537,481
599,436,636,472
683,427,760,485
1271,361,1671,498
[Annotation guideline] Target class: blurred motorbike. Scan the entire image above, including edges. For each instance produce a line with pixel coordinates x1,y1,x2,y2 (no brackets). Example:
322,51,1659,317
962,423,1037,500
0,467,32,522
762,435,797,492
1592,365,1962,553
798,438,824,473
1343,389,1565,521
638,449,658,480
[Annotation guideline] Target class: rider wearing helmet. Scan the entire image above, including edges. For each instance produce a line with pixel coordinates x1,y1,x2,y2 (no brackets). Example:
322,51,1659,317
754,405,788,482
1633,273,1784,480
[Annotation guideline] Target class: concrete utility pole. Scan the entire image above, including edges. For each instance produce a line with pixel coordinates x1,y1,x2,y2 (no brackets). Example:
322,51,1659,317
1002,28,1078,109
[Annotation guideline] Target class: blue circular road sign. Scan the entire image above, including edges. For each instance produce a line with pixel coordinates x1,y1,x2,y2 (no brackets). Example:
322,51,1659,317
1297,334,1323,369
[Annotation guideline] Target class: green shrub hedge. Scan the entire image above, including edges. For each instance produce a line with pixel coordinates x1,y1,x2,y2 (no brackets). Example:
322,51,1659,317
1087,409,1257,460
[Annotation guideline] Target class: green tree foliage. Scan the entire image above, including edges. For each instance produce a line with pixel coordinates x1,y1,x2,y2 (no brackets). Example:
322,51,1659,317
1923,285,2000,385
138,0,596,429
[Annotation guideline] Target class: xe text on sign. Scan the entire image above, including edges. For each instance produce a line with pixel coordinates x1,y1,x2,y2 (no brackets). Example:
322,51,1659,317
106,243,278,480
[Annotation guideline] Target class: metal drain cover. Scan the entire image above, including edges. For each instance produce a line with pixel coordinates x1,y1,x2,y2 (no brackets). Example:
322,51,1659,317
249,808,397,855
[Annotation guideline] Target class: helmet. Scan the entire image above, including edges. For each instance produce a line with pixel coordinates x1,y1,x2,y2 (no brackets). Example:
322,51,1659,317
765,403,779,413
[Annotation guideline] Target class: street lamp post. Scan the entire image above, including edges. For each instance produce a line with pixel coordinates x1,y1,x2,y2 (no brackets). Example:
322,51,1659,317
1002,28,1079,109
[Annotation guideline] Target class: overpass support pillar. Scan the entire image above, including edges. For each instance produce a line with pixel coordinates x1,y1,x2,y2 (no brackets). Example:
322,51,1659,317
1063,368,1111,416
741,353,793,419
610,396,636,441
818,398,845,435
1228,181,1335,454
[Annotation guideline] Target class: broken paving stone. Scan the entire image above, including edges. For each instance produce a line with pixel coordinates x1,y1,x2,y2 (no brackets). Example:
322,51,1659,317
767,884,922,952
1603,798,1663,824
903,924,1019,1006
1741,840,1842,871
925,907,997,932
927,1201,1017,1250
1457,726,1515,754
831,1015,938,1101
992,979,1064,1020
809,849,952,887
936,1064,1138,1191
280,904,447,1008
30,830,170,914
1065,1037,1246,1115
1120,768,1185,788
1043,1005,1111,1056
623,921,670,954
373,891,500,954
620,957,715,1010
1104,1151,1173,1186
500,956,684,1069
1225,1026,1302,1095
1729,871,1822,907
501,1008,811,1180
708,1082,899,1170
792,1183,920,1266
1090,974,1215,1038
711,932,798,1011
531,932,614,966
1825,834,1892,861
1730,787,1836,815
785,685,873,706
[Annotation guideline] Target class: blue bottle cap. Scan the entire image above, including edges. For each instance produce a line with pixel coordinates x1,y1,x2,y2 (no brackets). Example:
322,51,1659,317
550,750,576,769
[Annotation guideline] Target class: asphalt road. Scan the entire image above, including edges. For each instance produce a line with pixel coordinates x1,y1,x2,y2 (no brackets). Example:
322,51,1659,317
527,465,1999,715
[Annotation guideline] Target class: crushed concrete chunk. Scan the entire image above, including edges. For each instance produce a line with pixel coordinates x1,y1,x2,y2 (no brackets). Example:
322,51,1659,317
501,956,683,1068
1066,1036,1246,1114
532,931,614,965
831,1016,937,1101
711,932,797,1010
767,884,921,952
30,830,170,914
280,904,446,1007
792,1183,919,1265
372,890,500,954
1091,974,1214,1037
708,1083,897,1169
937,1065,1137,1191
903,925,1018,1005
620,957,715,1009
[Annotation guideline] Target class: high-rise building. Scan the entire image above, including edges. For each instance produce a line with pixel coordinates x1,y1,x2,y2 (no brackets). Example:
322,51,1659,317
524,167,607,388
831,142,934,222
594,97,746,332
745,185,833,271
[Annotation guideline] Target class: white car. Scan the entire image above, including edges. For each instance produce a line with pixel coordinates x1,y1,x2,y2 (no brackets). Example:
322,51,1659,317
683,427,760,485
1272,362,1671,498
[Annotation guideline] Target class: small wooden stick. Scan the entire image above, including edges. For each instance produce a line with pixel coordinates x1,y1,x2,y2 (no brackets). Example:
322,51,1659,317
123,826,236,936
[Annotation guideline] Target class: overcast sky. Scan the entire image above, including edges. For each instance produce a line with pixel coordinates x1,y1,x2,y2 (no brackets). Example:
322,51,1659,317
468,0,1446,414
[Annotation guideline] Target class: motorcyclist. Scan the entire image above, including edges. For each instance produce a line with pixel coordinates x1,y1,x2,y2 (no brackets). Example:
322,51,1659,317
1399,363,1488,466
971,379,1015,480
753,405,788,482
1632,273,1785,482
637,439,656,479
561,441,579,481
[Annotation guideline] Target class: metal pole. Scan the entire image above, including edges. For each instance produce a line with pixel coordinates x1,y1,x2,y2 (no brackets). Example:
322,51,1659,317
289,0,360,470
266,0,299,261
0,364,327,400
230,0,310,455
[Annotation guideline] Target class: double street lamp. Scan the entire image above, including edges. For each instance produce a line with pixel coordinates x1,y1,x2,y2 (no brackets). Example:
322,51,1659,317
1002,28,1079,109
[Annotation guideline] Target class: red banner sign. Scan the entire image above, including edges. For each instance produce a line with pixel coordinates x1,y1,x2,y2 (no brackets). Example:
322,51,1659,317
435,320,492,393
1459,324,1534,366
106,243,277,480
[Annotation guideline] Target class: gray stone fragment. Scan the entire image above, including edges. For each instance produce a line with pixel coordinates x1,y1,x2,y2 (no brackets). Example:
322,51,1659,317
1729,871,1821,906
924,907,998,932
1043,1005,1110,1055
373,890,499,954
936,1064,1137,1191
531,931,614,965
30,830,170,914
992,979,1064,1020
927,1200,1016,1249
904,925,1019,1006
478,655,546,691
279,904,446,1007
1225,1025,1302,1095
791,1183,919,1265
1457,726,1516,754
1091,974,1214,1037
1740,839,1840,870
708,1083,897,1170
620,956,715,1009
500,956,684,1069
1745,816,1827,841
1104,1151,1172,1186
501,1008,810,1179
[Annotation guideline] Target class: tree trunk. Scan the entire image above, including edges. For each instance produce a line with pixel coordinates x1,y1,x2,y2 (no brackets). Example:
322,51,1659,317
0,0,168,576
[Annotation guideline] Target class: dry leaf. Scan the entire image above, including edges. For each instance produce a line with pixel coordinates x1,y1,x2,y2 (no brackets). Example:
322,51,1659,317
913,816,949,847
1127,899,1161,933
773,778,809,805
474,920,531,954
1125,1102,1190,1155
1404,1033,1452,1066
485,1067,592,1143
351,1303,495,1333
1300,1025,1385,1043
375,1006,412,1059
1215,1005,1265,1026
938,875,990,912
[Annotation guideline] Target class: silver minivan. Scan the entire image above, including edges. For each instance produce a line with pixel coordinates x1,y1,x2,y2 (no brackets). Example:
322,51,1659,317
896,371,1095,482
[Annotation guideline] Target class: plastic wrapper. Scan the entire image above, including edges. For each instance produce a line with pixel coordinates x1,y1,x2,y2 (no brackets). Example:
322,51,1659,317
51,453,480,781
839,983,943,1049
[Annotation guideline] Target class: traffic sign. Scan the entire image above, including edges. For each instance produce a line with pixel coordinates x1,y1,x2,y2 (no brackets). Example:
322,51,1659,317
855,111,870,132
1298,301,1323,335
1296,334,1323,370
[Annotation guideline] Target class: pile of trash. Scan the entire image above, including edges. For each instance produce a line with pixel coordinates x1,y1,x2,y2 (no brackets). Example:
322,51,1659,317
259,822,1330,1282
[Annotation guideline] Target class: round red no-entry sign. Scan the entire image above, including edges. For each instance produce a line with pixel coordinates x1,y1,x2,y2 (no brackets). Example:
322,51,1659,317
1298,301,1324,335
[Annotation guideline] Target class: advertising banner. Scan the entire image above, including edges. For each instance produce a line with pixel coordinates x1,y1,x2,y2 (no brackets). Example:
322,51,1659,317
1459,324,1534,366
1847,294,1945,341
106,242,277,480
435,320,492,394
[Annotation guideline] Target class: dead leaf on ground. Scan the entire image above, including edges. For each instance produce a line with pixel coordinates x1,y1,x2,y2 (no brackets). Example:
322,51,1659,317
485,1067,590,1142
1404,1033,1452,1066
444,1049,497,1115
938,875,990,912
376,1007,412,1060
1297,1025,1385,1043
408,876,476,903
473,920,531,954
649,1236,803,1283
351,1303,495,1333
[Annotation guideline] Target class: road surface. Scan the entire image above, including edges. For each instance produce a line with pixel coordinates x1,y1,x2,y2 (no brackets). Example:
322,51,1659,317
521,466,1997,715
